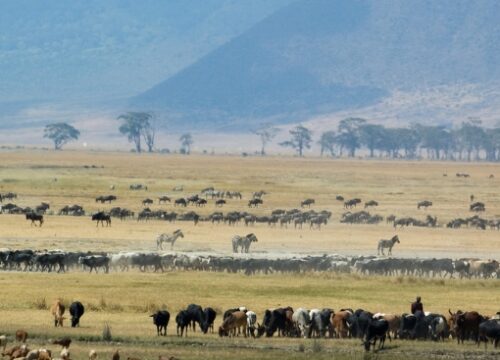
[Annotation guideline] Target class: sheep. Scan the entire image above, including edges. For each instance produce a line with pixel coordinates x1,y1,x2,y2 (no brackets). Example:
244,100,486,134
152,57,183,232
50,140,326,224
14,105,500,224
0,335,7,352
88,350,97,360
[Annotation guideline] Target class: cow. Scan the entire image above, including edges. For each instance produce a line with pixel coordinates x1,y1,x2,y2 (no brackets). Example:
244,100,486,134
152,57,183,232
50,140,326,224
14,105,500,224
430,315,449,341
203,307,217,334
448,310,483,344
308,308,333,338
246,310,257,337
478,319,500,349
364,319,389,351
347,310,373,338
69,301,85,327
373,313,400,340
150,310,170,336
50,300,66,327
186,304,207,333
292,308,311,338
218,311,247,337
176,310,190,337
332,310,352,338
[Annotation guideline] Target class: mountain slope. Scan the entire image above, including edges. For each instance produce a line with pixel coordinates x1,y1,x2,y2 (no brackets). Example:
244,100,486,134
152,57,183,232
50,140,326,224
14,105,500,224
133,0,500,129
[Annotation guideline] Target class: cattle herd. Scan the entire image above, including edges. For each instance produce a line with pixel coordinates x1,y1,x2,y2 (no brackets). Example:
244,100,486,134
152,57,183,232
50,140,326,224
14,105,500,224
0,250,498,279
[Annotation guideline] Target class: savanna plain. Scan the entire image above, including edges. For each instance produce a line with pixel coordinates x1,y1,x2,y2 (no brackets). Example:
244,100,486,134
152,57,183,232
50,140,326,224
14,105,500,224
0,150,499,359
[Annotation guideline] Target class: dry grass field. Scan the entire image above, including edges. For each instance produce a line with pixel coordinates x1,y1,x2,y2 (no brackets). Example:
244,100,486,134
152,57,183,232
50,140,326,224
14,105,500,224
0,150,499,359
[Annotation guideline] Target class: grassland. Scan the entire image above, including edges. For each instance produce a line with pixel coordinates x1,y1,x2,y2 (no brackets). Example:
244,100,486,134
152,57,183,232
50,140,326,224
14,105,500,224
0,150,499,359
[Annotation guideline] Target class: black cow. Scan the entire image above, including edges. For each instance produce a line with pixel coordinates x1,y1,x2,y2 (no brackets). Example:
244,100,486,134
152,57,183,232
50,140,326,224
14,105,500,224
186,304,207,333
348,310,373,338
399,314,417,339
364,319,389,351
151,310,170,336
176,310,191,337
264,307,293,337
203,307,217,333
69,301,85,327
478,319,500,349
308,309,334,338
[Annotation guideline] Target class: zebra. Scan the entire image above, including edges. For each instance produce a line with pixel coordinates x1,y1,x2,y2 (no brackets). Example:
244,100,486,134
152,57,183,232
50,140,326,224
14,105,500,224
232,233,258,253
156,229,184,250
377,235,400,256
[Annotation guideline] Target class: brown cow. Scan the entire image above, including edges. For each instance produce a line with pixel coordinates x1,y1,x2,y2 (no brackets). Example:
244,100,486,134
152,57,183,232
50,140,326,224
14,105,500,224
50,299,66,327
448,309,483,344
15,330,28,343
331,310,351,338
373,313,400,340
218,311,247,337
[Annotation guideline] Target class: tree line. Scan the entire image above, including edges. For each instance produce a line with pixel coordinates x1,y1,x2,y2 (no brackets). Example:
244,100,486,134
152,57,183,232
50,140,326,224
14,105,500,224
273,118,500,161
42,113,500,162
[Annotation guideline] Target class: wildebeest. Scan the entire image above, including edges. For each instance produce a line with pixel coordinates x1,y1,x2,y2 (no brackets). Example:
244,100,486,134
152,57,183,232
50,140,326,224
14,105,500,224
95,195,117,203
301,199,315,208
151,310,170,336
142,198,154,206
156,229,184,250
377,235,400,256
417,200,433,209
130,184,147,190
25,212,44,227
158,196,171,204
364,200,378,208
78,255,110,273
91,212,111,227
344,198,362,209
174,198,187,207
232,233,258,253
248,198,263,208
470,202,485,212
69,301,85,327
215,199,226,207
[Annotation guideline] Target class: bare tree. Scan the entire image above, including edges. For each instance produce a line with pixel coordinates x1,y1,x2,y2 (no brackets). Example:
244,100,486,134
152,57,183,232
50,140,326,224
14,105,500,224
253,124,279,155
179,133,193,154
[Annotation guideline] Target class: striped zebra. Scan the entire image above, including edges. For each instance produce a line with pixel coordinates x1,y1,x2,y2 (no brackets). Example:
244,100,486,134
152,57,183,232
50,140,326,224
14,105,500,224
377,235,400,256
232,233,258,253
157,229,184,250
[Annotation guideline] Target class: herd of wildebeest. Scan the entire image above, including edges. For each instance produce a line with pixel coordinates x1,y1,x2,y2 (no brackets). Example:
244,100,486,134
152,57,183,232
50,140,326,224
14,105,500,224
0,183,499,279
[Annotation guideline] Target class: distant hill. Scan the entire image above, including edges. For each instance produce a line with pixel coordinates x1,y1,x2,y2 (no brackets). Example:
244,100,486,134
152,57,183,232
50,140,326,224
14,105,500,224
0,0,292,103
133,0,500,130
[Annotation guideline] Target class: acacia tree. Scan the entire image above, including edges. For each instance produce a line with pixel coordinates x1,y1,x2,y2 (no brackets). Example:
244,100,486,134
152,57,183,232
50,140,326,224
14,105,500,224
337,117,366,157
117,112,154,153
253,124,279,155
280,125,312,156
179,133,193,154
318,131,336,156
43,123,80,150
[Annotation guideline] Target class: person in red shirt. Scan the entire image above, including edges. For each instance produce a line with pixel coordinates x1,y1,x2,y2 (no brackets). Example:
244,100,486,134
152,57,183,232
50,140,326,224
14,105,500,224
411,296,424,314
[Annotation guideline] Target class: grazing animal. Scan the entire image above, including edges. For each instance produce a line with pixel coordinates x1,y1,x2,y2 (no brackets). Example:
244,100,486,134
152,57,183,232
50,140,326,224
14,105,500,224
25,212,44,227
248,198,263,208
88,349,97,360
417,200,433,209
78,255,110,273
478,319,500,349
112,350,120,360
292,308,311,338
448,310,483,344
91,212,111,227
364,319,389,351
203,307,217,333
50,299,66,327
156,229,184,250
231,233,258,253
142,198,154,206
69,301,85,327
377,235,400,256
246,310,257,337
14,330,28,343
219,311,247,337
364,200,378,208
176,310,191,337
215,199,226,207
158,196,171,204
332,310,352,338
186,304,208,333
174,198,187,207
52,337,72,348
151,310,170,336
301,199,315,208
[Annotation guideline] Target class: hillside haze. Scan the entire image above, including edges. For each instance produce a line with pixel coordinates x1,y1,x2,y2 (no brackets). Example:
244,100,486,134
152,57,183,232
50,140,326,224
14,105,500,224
133,0,500,130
